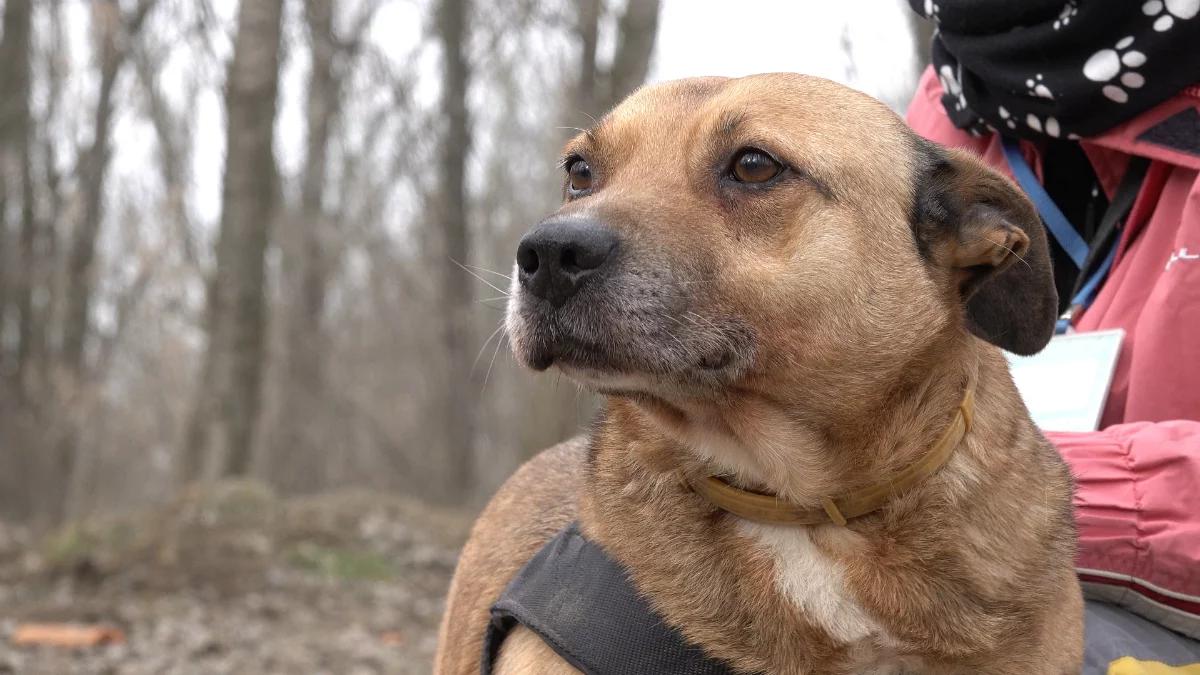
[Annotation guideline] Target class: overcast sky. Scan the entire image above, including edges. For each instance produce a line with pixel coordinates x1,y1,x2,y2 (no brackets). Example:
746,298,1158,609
652,0,919,107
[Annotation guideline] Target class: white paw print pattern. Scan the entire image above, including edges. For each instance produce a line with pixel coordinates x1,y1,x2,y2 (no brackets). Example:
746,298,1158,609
998,106,1017,130
1025,113,1062,138
1142,0,1200,31
924,0,941,22
1054,2,1078,29
1083,36,1146,103
1026,73,1054,99
938,64,967,111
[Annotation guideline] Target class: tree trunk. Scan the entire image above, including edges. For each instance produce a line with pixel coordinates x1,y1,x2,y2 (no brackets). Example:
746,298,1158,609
0,0,34,520
135,48,198,268
272,0,338,494
182,0,284,481
34,0,67,391
604,0,660,111
62,0,155,376
62,4,119,375
15,143,36,392
61,1,147,372
574,0,601,119
49,1,156,524
0,0,33,388
434,0,476,497
573,0,661,119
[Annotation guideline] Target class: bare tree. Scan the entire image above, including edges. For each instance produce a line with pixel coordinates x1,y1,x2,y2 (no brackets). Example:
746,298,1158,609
605,0,660,111
135,44,200,270
0,0,670,524
61,0,156,376
0,0,36,521
34,0,158,525
574,0,601,118
429,0,476,497
182,0,285,481
573,0,661,120
269,0,342,493
30,0,68,393
0,0,33,391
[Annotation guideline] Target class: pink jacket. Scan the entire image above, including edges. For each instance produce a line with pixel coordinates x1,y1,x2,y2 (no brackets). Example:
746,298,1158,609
908,68,1200,636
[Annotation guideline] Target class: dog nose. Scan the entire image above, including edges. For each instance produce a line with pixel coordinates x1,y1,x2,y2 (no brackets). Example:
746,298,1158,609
516,217,618,307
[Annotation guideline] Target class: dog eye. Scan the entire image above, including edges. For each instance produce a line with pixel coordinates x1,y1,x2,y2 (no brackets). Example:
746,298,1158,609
567,158,592,193
731,149,783,184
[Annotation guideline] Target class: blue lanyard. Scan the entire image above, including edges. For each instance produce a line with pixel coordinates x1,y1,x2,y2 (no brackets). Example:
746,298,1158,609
1001,140,1090,268
1001,139,1124,333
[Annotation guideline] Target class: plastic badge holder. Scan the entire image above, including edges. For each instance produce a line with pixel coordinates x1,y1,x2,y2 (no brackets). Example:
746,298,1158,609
1004,329,1125,432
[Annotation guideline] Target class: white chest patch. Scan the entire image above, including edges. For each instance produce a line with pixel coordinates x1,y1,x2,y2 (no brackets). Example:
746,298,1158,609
738,521,885,645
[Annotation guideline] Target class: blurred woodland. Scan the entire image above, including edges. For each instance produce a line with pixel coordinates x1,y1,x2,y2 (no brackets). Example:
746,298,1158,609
0,0,932,527
0,0,681,528
0,0,932,669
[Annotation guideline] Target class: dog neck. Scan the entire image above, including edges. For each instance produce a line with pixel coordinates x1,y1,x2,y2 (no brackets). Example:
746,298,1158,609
579,342,1065,673
612,335,984,513
686,385,974,526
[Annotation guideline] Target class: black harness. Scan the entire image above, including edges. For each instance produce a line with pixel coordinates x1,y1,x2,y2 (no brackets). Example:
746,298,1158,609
480,522,1160,674
482,522,739,675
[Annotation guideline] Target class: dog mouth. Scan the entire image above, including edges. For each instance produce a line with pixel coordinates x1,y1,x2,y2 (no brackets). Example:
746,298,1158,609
506,279,754,393
523,330,611,372
523,328,736,375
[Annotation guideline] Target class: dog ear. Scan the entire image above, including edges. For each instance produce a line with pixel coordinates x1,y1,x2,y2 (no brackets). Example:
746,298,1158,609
912,142,1058,356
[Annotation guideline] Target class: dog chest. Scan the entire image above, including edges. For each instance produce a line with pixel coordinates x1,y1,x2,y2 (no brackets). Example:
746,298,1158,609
737,521,886,644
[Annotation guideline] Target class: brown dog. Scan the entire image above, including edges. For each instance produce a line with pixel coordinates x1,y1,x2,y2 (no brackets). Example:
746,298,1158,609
435,74,1083,674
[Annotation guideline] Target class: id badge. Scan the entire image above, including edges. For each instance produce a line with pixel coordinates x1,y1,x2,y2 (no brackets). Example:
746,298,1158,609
1004,329,1125,432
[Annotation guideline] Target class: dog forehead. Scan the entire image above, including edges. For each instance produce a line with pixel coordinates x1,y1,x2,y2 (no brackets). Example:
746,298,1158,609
610,74,892,130
595,74,909,162
711,74,912,146
576,74,918,222
582,77,732,160
608,77,732,123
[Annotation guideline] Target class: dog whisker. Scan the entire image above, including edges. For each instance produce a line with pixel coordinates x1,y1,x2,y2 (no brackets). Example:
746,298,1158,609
473,323,507,373
482,332,506,392
452,258,510,295
462,263,512,281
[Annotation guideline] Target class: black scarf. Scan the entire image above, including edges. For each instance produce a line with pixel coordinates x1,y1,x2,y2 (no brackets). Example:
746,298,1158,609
910,0,1200,139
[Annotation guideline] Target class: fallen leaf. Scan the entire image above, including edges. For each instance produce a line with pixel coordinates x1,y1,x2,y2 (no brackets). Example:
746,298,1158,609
11,623,126,649
380,630,406,646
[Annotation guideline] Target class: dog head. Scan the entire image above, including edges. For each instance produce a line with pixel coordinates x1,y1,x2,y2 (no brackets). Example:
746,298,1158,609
506,74,1054,464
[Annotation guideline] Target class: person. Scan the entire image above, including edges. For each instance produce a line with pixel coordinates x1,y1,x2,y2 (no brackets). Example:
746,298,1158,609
903,0,1200,666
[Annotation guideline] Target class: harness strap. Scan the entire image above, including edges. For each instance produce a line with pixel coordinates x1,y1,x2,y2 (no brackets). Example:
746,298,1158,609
483,522,740,675
1068,155,1151,308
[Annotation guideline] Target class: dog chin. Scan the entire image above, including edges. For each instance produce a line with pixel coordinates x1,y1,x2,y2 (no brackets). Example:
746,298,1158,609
514,336,619,373
555,363,656,392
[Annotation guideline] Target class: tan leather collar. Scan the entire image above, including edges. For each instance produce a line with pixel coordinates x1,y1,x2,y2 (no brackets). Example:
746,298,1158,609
689,387,975,527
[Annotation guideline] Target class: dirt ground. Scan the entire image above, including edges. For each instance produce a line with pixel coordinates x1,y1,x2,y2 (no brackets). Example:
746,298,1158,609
0,482,473,674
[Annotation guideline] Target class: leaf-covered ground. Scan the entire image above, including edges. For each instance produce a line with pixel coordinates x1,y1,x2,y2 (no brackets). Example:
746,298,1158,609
0,482,471,674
